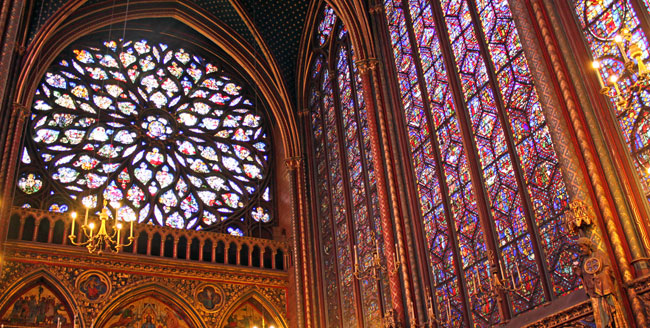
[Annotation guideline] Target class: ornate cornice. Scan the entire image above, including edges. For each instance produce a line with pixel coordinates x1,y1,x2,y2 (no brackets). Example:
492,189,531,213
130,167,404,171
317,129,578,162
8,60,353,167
0,257,288,328
523,300,593,328
3,243,288,287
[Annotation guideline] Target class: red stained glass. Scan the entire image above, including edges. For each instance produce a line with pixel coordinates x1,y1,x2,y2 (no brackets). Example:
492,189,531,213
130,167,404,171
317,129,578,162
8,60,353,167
383,0,579,322
308,6,387,326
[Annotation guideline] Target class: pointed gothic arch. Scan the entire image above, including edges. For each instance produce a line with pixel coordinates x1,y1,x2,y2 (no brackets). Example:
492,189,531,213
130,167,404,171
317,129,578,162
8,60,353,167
93,282,205,328
217,288,288,328
0,1,300,235
0,269,79,327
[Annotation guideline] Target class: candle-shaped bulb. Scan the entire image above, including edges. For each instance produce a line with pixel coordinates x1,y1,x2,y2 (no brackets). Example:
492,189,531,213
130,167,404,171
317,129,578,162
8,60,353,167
70,212,77,236
592,61,607,90
129,220,134,238
89,222,95,230
354,245,359,266
116,222,122,247
614,34,624,44
614,35,630,62
609,75,623,99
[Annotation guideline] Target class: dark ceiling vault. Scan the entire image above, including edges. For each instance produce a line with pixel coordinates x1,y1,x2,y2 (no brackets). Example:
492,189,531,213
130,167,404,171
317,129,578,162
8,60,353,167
26,0,309,106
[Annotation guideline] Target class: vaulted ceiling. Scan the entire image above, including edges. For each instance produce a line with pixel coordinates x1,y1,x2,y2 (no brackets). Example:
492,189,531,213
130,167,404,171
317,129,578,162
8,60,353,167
26,0,310,106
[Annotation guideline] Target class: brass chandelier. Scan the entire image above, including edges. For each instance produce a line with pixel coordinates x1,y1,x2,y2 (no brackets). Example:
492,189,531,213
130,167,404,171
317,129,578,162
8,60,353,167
592,28,648,114
68,201,135,254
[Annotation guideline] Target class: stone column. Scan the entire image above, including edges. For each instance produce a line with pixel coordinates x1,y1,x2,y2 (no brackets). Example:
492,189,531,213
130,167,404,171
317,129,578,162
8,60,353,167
356,57,407,325
286,157,307,328
528,1,647,325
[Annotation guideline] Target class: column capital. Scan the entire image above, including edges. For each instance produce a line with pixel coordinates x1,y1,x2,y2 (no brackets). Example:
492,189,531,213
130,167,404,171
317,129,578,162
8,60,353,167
369,3,385,15
355,58,380,74
13,102,29,117
298,108,310,117
284,156,303,170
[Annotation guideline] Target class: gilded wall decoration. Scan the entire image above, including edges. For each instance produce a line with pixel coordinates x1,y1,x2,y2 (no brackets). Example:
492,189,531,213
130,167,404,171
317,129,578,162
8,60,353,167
224,301,278,328
75,271,111,302
0,245,288,328
0,283,72,327
102,296,190,328
194,284,223,312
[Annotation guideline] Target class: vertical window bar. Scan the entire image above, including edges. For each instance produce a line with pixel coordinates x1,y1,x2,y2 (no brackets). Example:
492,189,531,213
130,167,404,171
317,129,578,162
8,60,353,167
468,0,577,297
310,61,344,328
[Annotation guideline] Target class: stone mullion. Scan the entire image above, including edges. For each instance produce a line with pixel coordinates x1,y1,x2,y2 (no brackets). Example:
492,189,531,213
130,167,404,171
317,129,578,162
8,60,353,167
329,46,365,328
356,57,407,326
464,0,554,303
426,0,512,321
535,1,646,325
346,36,387,321
507,0,614,278
302,98,329,328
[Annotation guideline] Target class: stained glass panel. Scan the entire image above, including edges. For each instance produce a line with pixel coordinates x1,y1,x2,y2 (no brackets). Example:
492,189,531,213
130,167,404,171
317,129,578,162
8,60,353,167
310,62,342,327
309,5,389,327
15,39,272,233
337,42,381,326
383,0,579,322
383,0,465,325
473,0,576,297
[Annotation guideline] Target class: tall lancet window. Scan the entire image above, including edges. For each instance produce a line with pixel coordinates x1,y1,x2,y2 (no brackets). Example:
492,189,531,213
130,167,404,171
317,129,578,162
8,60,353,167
572,1,650,201
307,4,389,327
382,0,578,325
15,38,273,236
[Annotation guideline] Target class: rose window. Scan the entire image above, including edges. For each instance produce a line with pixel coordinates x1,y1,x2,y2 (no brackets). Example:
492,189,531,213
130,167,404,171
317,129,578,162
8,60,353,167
15,39,273,234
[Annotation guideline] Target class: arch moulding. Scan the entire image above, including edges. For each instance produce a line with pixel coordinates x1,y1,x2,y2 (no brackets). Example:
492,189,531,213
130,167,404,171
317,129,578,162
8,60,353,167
13,0,299,158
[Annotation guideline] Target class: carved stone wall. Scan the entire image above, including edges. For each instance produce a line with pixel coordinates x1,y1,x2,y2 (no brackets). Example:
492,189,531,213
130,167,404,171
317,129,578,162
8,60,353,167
0,241,288,328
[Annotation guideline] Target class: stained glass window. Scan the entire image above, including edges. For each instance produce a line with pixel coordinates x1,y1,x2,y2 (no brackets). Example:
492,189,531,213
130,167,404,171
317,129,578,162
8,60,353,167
573,1,650,202
15,39,272,235
382,0,577,324
308,4,387,327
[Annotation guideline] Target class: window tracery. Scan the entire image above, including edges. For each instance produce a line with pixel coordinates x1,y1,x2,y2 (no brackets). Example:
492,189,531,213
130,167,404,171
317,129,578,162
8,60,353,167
382,0,577,325
15,38,273,235
308,5,388,327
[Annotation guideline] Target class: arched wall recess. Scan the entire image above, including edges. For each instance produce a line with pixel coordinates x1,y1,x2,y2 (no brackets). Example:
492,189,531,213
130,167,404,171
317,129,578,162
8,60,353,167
296,0,377,105
0,0,299,240
11,0,299,160
92,283,206,328
0,269,81,327
216,288,288,328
